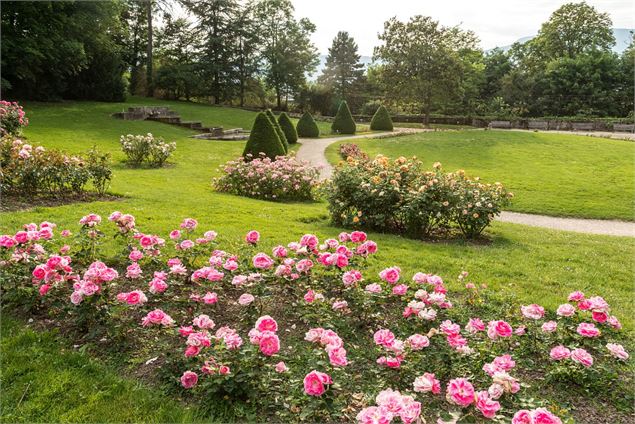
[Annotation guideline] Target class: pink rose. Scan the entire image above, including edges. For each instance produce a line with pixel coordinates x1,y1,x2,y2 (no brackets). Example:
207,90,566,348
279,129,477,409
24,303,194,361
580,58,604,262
406,334,430,350
245,230,260,244
303,370,332,396
327,346,348,367
258,331,280,356
606,343,629,360
541,321,557,333
203,292,218,304
376,388,404,413
512,410,532,424
356,406,393,424
446,378,475,407
567,291,585,302
365,283,382,293
487,320,513,339
238,293,255,305
531,408,563,424
180,370,198,388
549,345,571,360
521,304,545,320
556,304,575,317
275,361,288,373
577,322,600,338
255,315,278,332
332,300,348,310
374,329,395,348
252,253,274,269
413,372,440,394
476,391,501,419
218,365,230,375
392,284,408,296
350,231,367,243
571,348,593,367
466,318,485,333
169,230,181,240
379,266,400,284
342,270,362,286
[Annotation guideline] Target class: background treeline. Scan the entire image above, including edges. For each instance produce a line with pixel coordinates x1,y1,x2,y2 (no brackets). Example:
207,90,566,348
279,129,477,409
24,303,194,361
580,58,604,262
1,1,633,119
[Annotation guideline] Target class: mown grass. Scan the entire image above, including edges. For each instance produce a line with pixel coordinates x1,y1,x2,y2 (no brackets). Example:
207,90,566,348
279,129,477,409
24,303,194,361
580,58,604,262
1,98,633,422
0,316,202,423
325,130,635,221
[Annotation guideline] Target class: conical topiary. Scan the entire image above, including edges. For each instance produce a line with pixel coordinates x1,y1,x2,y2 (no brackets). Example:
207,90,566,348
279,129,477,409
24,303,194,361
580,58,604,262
296,111,320,138
243,112,286,160
331,100,356,134
265,109,288,153
370,105,393,131
278,112,298,144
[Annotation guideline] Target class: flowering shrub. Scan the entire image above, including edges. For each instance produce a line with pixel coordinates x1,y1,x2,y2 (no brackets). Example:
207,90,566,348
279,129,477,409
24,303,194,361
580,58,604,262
0,136,112,196
213,154,321,201
327,155,513,238
0,100,28,136
339,143,368,160
0,214,631,422
120,133,176,167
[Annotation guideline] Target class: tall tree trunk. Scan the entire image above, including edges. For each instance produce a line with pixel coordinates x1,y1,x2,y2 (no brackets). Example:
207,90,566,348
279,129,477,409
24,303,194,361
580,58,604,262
146,0,154,97
276,87,282,109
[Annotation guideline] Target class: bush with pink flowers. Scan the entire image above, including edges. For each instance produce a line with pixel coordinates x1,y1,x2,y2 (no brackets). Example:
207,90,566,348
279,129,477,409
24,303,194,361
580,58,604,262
327,155,513,238
213,154,321,201
0,213,632,422
0,100,28,136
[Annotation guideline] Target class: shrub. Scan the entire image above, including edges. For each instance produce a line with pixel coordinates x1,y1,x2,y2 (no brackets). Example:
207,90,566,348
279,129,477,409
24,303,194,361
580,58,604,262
370,105,393,131
265,109,288,153
327,156,512,238
243,112,286,160
120,133,176,167
0,213,629,423
213,154,320,201
0,135,112,196
0,101,28,136
296,111,320,138
338,143,368,160
331,101,356,134
277,112,298,144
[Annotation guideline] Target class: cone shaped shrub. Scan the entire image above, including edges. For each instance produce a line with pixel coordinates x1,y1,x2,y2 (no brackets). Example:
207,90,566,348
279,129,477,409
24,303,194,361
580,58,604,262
370,105,393,131
265,109,288,153
331,101,356,134
278,112,298,144
242,112,286,160
296,111,320,138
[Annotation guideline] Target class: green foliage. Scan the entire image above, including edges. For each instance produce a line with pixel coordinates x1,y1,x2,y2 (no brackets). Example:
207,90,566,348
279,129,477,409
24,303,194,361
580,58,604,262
331,101,356,134
296,111,320,138
1,1,127,101
242,112,285,159
318,31,365,109
369,105,393,131
119,133,176,167
277,112,298,144
265,109,288,152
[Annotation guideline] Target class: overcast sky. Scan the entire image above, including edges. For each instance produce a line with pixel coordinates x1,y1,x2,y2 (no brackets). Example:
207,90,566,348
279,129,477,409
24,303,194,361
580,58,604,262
291,0,634,55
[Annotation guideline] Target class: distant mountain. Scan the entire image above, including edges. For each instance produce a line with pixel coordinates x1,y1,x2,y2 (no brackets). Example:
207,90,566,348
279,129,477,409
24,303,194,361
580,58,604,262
489,28,633,54
311,55,373,79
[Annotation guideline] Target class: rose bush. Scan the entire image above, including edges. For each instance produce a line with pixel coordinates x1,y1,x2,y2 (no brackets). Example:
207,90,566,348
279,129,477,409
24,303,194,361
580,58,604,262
327,155,513,238
0,213,631,422
213,154,321,201
0,100,28,136
0,136,112,197
120,133,176,167
339,143,368,161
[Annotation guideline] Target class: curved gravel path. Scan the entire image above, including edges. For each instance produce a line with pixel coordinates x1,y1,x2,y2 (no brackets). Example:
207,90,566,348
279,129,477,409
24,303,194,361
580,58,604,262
296,132,635,238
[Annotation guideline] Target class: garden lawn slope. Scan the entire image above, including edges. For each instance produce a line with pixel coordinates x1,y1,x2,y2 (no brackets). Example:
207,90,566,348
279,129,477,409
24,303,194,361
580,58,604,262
325,130,635,221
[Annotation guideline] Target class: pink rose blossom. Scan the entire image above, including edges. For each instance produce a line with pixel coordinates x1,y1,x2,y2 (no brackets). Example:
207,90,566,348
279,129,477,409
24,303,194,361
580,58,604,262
379,266,400,284
549,345,571,360
541,321,558,333
275,361,288,373
258,331,280,356
606,343,629,360
374,329,395,348
245,230,260,244
406,334,430,350
446,378,475,407
413,372,440,394
571,348,593,367
181,371,198,388
476,390,501,419
365,283,382,293
556,303,575,317
487,320,513,340
567,291,585,302
303,370,332,396
238,293,255,305
521,304,545,320
252,253,274,269
577,322,601,338
357,406,393,424
255,315,278,332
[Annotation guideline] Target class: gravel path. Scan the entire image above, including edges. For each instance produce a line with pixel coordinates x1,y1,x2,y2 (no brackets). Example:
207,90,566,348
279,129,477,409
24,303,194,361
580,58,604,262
296,132,635,237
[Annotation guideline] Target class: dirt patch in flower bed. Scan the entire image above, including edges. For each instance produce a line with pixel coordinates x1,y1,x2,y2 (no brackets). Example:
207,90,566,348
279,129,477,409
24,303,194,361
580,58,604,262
1,193,123,212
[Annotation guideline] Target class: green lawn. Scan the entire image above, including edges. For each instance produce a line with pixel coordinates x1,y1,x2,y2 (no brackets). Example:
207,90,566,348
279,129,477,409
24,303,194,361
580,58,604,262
325,130,635,221
0,316,200,423
1,98,634,422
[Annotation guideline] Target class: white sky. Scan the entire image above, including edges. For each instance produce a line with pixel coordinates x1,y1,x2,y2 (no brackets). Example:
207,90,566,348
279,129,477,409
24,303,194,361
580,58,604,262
292,0,634,55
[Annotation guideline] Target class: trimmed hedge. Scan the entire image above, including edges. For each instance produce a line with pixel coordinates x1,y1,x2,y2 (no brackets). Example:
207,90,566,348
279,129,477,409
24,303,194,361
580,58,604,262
296,111,320,138
243,112,286,160
370,105,393,131
331,101,356,134
278,112,298,144
265,109,288,153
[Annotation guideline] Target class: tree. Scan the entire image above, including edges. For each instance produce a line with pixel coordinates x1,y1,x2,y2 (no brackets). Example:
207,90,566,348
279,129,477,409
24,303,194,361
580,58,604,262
265,109,288,153
331,100,356,134
144,0,172,97
254,0,319,109
296,111,320,138
278,112,298,144
1,1,126,101
318,31,365,106
374,16,479,126
120,0,147,95
370,105,393,131
235,3,261,107
243,112,286,160
528,2,614,62
183,0,241,104
479,49,512,101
